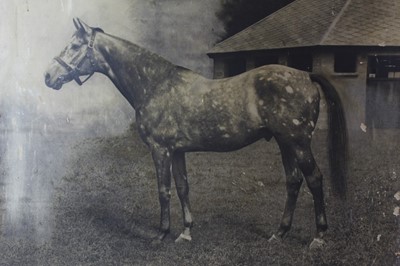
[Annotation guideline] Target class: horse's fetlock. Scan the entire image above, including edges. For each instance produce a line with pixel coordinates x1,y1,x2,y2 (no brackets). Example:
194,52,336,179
319,223,328,231
279,220,292,231
184,221,193,229
317,214,327,228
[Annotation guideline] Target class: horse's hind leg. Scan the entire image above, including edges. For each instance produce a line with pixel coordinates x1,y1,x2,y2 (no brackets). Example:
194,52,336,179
270,141,304,241
294,143,328,248
271,139,327,248
172,151,193,242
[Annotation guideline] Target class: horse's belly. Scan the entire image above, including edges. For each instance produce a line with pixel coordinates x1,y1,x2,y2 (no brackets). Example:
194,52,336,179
178,128,268,152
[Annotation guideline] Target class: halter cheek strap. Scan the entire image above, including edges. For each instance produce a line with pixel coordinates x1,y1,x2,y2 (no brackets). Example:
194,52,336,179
54,57,84,85
54,30,97,86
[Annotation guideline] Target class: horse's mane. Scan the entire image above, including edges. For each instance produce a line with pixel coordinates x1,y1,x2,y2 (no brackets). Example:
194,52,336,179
93,27,104,33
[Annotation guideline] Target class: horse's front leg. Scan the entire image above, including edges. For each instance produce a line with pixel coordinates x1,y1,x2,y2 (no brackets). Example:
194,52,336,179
172,151,193,243
151,148,172,241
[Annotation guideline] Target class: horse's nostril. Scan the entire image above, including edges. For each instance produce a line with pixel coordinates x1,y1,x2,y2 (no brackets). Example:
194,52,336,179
45,73,50,82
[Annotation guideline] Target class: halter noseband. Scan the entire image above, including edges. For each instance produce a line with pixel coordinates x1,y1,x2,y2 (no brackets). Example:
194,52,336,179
54,30,98,86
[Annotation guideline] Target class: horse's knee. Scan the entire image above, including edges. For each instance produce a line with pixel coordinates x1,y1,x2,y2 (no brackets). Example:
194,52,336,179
158,187,171,202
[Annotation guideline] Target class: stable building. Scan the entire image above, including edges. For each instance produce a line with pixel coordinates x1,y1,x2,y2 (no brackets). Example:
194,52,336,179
208,0,400,131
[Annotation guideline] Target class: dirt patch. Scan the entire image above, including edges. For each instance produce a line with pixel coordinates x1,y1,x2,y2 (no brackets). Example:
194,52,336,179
1,128,398,265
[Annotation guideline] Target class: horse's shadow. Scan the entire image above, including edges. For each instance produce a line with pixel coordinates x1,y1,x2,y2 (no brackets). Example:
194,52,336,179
82,203,159,241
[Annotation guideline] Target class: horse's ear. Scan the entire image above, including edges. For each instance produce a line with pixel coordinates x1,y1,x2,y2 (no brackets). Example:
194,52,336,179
73,18,80,30
73,18,92,34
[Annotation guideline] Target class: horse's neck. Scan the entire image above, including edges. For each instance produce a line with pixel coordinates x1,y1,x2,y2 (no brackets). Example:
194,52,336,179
96,33,177,109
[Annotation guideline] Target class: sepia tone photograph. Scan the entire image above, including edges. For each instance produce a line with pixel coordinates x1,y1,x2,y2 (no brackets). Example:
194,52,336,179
0,0,399,265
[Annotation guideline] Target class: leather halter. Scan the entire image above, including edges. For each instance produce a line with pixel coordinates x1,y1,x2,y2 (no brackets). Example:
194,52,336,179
54,30,97,86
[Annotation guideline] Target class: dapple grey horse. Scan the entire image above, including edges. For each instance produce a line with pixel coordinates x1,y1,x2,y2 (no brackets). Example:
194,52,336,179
45,18,348,248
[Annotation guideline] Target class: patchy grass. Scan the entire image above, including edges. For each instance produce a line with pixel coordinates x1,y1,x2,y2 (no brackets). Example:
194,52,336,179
1,128,399,265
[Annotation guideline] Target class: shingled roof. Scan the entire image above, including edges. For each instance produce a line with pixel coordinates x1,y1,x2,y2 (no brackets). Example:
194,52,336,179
209,0,400,54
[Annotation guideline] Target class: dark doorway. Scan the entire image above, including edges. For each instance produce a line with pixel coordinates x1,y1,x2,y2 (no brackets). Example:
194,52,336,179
366,56,400,128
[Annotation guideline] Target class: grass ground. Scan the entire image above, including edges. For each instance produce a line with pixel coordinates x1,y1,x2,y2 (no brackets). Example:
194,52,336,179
0,127,398,265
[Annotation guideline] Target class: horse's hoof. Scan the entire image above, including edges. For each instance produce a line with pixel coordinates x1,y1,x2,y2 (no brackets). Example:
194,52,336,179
309,237,325,250
268,234,281,243
175,233,192,243
150,231,168,245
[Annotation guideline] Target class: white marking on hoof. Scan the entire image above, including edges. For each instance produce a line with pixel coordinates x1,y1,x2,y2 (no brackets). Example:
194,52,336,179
268,234,280,242
309,238,326,249
175,233,192,243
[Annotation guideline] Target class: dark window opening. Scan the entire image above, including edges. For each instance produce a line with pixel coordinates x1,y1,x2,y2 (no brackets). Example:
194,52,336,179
334,52,357,73
254,55,279,67
368,56,400,79
288,53,313,72
225,58,246,77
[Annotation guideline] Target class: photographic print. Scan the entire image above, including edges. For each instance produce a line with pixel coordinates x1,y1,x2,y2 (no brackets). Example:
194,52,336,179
0,0,399,265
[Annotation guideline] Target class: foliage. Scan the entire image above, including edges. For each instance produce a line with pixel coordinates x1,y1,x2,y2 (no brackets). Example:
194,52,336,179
217,0,295,39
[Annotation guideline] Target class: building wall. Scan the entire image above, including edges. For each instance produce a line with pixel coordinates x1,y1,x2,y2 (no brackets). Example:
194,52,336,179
313,51,368,132
213,59,226,79
314,50,400,132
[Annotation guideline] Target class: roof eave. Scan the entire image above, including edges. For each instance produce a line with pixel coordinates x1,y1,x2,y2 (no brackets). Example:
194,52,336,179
207,44,321,57
207,44,400,58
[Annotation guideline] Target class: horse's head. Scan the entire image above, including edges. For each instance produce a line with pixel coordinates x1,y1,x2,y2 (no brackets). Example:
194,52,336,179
44,18,102,90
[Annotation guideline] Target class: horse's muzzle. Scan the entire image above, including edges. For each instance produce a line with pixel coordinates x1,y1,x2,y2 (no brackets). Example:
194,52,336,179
44,73,63,90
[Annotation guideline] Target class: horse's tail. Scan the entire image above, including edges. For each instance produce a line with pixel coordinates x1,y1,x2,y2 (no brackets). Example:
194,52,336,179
310,74,348,200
